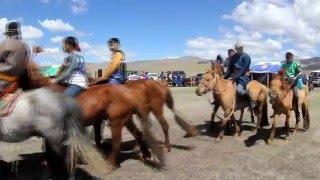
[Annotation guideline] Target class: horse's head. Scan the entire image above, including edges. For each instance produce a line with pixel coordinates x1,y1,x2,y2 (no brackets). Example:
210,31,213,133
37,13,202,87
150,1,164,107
268,74,290,104
195,69,217,96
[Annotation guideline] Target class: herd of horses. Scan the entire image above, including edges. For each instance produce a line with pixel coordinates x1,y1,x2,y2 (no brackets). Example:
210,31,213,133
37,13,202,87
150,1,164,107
195,63,310,144
0,60,310,179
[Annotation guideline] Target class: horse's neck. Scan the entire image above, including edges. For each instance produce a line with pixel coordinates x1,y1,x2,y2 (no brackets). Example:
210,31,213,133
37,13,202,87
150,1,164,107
213,75,232,93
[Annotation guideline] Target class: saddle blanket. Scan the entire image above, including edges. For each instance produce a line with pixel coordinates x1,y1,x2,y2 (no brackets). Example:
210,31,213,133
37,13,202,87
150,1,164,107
0,90,22,117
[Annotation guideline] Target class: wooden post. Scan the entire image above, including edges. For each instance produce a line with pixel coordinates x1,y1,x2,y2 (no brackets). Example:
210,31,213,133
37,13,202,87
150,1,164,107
97,69,102,78
267,73,270,88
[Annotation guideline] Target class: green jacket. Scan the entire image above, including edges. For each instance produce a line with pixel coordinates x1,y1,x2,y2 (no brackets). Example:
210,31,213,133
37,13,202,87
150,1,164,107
281,61,301,78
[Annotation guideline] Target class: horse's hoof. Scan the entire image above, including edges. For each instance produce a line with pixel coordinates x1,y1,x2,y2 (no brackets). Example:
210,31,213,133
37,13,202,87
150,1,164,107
266,139,273,145
184,129,198,138
284,136,290,141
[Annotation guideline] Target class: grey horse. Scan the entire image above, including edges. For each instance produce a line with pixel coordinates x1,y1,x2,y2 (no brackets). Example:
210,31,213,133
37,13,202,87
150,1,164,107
0,88,112,179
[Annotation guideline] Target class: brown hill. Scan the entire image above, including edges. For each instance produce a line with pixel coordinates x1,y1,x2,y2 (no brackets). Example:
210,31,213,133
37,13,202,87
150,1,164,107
86,56,211,76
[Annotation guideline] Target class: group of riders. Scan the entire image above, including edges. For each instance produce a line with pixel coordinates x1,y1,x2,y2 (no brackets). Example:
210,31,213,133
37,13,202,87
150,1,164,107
0,21,305,117
213,41,304,112
0,21,127,110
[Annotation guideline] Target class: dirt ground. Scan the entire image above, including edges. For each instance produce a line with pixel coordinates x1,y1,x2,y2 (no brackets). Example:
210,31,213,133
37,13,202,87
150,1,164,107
1,87,320,180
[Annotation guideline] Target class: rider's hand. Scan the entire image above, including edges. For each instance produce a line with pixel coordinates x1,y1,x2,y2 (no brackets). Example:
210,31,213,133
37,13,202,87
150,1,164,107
50,79,56,84
228,77,235,81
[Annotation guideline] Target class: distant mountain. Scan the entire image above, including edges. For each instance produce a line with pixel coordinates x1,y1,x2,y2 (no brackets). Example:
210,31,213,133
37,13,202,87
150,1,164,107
301,57,320,71
86,56,211,76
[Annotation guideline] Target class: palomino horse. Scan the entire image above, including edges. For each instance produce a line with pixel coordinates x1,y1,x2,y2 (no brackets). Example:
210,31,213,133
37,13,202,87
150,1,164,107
25,61,164,167
0,88,112,179
195,68,269,140
209,62,254,125
268,74,310,145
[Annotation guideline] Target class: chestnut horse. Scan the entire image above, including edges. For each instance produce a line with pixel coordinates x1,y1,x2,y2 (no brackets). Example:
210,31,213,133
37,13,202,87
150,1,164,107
268,74,310,145
195,68,269,140
25,61,164,167
122,80,198,151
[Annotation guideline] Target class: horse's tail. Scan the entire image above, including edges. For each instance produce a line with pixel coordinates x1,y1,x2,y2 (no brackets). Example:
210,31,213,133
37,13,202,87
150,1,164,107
134,99,165,167
165,89,198,137
65,100,113,177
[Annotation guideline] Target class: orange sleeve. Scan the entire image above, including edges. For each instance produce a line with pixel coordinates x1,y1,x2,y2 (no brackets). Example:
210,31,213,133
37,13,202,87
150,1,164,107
102,52,123,79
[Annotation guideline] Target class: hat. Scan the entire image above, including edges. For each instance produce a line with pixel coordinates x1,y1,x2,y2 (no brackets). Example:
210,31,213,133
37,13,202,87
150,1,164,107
3,22,21,36
235,41,244,49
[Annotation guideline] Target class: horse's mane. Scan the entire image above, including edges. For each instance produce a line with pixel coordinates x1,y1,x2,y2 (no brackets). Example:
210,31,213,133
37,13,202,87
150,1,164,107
271,74,291,93
25,59,51,88
211,62,224,76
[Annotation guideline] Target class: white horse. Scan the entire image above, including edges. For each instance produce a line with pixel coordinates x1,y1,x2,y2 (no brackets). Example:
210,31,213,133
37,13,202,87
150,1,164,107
0,88,112,179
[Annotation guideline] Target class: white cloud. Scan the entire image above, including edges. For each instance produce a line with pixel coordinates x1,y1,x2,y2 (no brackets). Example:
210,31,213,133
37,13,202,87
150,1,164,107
39,19,75,32
185,32,283,62
21,25,43,39
51,35,63,43
70,0,87,14
80,41,92,50
186,0,320,62
223,0,320,45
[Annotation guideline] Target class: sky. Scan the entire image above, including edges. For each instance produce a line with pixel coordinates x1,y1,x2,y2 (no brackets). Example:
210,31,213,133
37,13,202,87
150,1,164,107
0,0,320,65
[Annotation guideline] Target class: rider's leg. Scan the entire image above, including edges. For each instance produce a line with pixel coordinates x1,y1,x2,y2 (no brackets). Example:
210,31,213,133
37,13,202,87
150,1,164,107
63,84,84,98
236,84,247,96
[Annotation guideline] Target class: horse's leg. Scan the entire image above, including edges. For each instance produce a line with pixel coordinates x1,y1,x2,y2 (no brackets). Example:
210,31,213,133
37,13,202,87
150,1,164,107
211,104,219,125
285,112,291,140
153,107,171,152
108,118,124,166
302,103,310,130
254,103,263,132
218,109,231,140
125,117,152,159
232,114,241,136
239,108,244,125
293,97,301,132
93,120,102,148
44,140,69,179
250,106,255,124
267,115,278,145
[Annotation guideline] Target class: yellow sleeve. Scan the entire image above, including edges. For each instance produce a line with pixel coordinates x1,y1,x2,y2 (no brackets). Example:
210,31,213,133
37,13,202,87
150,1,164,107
102,52,123,79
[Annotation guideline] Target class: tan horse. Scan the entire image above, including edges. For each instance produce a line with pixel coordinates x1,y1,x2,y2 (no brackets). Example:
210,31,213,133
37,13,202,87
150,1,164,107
195,68,269,139
209,62,250,125
268,74,310,145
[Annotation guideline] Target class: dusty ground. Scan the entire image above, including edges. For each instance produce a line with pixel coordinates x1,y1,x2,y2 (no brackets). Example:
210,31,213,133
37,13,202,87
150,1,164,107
1,87,320,180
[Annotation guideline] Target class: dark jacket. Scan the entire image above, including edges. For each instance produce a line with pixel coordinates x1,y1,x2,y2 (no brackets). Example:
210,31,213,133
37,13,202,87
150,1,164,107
225,52,251,86
0,38,30,77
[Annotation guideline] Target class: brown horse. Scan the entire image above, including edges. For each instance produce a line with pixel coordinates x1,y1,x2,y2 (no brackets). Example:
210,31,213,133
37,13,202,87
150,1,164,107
268,74,310,145
195,68,269,139
25,61,164,167
122,80,198,151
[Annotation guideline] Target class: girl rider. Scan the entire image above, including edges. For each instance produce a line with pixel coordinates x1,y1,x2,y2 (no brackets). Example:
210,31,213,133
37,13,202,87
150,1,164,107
53,36,88,97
